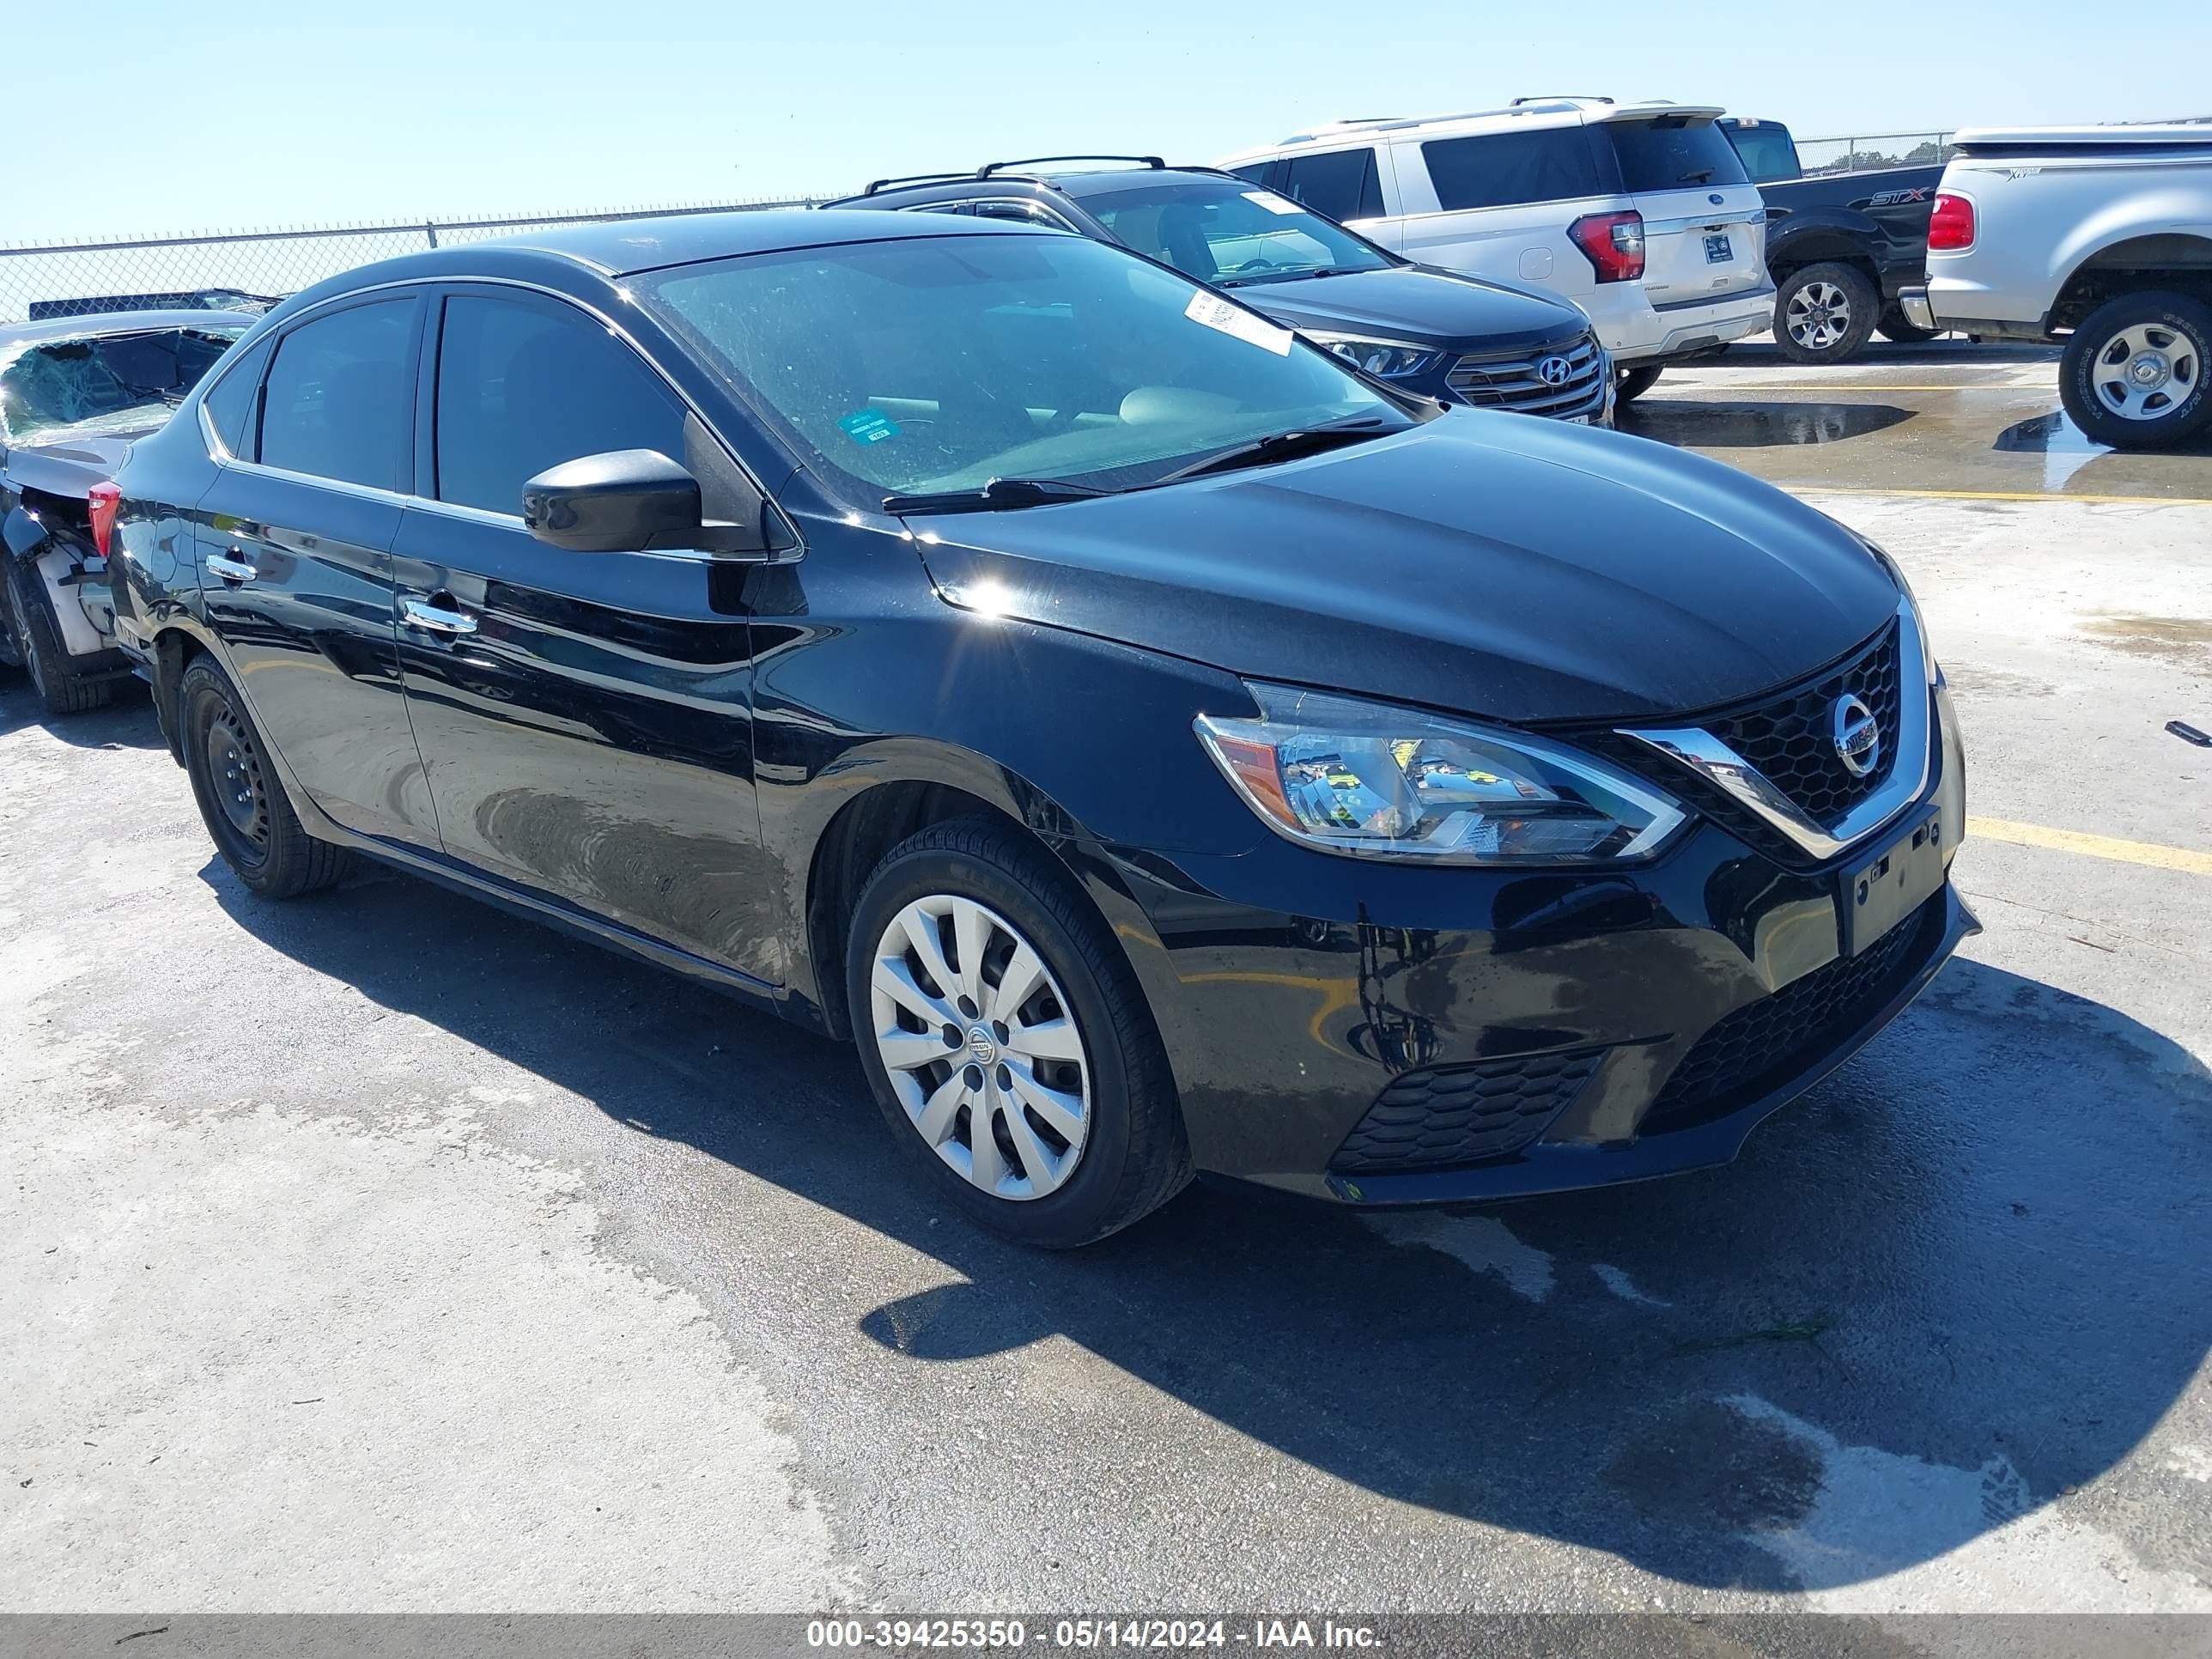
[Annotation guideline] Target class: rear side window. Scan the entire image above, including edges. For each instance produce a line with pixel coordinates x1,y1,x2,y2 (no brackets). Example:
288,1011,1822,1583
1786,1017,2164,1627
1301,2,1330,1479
434,294,686,516
1607,118,1751,191
202,336,271,459
259,301,417,491
1279,149,1383,222
1420,130,1605,211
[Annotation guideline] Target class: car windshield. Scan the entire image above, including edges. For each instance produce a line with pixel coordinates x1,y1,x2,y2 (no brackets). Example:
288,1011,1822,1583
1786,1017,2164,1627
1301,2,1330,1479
0,325,245,444
634,231,1407,500
1080,177,1396,288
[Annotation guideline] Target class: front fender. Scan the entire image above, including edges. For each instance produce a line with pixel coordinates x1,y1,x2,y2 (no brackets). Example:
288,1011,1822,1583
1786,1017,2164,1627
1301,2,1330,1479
3,504,50,559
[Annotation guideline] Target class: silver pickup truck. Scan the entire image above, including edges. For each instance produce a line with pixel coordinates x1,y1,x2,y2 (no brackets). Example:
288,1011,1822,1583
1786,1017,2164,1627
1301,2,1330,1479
1899,120,2212,448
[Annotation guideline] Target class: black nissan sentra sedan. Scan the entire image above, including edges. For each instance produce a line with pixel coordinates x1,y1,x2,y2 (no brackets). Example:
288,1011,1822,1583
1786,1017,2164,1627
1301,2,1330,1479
106,210,1972,1248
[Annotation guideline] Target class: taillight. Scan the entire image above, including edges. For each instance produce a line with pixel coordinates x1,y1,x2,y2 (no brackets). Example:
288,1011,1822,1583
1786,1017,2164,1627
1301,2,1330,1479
1569,210,1646,283
1928,192,1976,252
88,481,122,560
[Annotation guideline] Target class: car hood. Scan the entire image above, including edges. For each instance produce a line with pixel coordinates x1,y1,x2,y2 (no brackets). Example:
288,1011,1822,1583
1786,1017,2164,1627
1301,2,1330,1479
0,431,140,495
1228,265,1588,353
908,412,1901,725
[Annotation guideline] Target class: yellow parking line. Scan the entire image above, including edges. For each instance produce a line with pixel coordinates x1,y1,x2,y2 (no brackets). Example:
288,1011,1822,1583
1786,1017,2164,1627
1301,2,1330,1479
1670,383,2039,392
1785,485,2212,507
1967,817,2212,877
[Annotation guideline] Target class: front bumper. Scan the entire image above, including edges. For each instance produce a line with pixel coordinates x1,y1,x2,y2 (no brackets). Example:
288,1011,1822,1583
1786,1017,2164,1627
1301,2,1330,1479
1104,677,1972,1206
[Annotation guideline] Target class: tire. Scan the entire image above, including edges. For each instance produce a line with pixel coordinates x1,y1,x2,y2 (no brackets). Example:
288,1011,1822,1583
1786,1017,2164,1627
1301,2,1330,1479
1614,364,1663,405
2058,290,2212,450
1877,306,1942,344
845,816,1191,1249
179,655,353,898
1773,263,1879,365
3,557,112,716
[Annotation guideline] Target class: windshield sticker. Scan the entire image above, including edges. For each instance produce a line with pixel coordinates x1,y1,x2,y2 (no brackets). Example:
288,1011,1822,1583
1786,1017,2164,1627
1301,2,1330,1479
1241,191,1304,216
1183,292,1293,356
837,408,902,446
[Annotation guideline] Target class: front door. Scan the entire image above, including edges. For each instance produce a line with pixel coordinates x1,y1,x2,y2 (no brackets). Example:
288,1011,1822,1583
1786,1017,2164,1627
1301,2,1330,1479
389,287,775,977
196,293,441,850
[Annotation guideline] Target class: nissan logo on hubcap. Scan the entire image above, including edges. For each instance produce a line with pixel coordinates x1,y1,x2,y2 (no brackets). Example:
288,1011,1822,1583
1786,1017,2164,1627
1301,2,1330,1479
1536,355,1573,388
966,1024,999,1064
1832,694,1881,777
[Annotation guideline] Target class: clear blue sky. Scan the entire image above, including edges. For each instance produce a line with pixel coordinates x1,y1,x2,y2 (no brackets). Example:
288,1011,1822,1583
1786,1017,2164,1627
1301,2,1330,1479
13,0,2210,241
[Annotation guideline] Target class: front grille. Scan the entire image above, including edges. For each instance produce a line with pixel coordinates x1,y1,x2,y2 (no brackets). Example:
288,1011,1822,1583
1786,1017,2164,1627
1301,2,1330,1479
1331,1048,1604,1174
1645,895,1936,1127
1706,621,1903,830
1447,331,1605,417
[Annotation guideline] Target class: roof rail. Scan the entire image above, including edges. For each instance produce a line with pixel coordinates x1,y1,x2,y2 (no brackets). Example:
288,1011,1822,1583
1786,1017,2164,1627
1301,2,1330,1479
1511,94,1616,106
977,155,1164,179
859,172,975,198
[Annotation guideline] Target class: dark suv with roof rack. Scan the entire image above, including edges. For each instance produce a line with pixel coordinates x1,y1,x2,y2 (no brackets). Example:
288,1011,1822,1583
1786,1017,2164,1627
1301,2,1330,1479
830,157,1613,425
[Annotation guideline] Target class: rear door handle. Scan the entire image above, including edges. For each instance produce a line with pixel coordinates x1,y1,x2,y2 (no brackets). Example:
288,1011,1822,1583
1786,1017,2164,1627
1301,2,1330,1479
400,597,478,636
205,550,257,584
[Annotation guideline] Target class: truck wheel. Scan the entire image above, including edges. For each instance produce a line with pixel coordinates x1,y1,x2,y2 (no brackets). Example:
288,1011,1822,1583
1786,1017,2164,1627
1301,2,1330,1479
1877,306,1942,344
3,557,112,716
1614,364,1663,405
2059,291,2212,450
1774,264,1879,364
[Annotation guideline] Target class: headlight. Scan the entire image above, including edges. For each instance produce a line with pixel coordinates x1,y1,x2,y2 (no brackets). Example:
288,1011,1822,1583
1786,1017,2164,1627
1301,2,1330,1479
1195,684,1686,864
1310,334,1438,379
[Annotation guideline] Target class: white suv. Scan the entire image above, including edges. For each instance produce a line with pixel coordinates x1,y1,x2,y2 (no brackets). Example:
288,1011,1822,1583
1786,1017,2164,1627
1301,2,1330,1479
1218,99,1773,402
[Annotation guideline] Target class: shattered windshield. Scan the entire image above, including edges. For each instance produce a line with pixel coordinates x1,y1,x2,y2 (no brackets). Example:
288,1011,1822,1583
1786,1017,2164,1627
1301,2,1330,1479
0,326,246,445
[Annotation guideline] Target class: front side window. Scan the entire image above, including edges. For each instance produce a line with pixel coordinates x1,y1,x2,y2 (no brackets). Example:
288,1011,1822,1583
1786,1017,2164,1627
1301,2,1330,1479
258,301,416,490
434,294,686,515
635,232,1403,500
1084,178,1395,288
1279,149,1384,222
0,325,245,445
1420,130,1606,212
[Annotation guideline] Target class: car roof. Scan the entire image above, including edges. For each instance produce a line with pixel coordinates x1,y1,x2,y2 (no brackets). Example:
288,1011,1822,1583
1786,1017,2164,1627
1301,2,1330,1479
1218,98,1725,163
824,164,1242,210
0,310,258,347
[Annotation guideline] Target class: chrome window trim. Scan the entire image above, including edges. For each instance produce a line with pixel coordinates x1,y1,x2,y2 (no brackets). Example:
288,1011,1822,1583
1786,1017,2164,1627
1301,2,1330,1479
1616,599,1932,863
196,273,802,559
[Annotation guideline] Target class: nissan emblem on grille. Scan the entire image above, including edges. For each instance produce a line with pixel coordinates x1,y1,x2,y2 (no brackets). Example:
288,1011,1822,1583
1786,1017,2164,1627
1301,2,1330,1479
1537,355,1572,388
1832,693,1881,778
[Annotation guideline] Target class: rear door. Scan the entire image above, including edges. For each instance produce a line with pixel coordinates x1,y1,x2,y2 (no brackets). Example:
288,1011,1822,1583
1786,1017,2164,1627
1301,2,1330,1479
194,293,441,850
1600,112,1769,306
388,285,775,975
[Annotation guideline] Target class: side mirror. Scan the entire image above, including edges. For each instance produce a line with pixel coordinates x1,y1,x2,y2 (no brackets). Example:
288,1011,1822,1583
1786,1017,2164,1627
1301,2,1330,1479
522,449,768,557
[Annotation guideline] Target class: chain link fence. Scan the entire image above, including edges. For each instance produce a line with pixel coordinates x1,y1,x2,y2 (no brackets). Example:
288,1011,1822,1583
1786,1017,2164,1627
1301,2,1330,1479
1794,131,1956,177
0,198,824,325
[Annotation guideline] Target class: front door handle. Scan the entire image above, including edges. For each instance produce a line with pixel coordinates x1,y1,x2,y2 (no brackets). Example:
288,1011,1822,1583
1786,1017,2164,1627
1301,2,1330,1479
205,550,258,585
400,596,478,636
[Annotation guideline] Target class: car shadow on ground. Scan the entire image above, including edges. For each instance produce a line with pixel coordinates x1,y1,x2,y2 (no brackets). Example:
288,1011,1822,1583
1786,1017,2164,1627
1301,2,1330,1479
0,675,167,750
207,854,2212,1592
1621,402,1914,449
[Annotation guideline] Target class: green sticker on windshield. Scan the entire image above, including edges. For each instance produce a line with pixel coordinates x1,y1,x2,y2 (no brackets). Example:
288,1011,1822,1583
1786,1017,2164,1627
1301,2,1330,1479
838,408,901,446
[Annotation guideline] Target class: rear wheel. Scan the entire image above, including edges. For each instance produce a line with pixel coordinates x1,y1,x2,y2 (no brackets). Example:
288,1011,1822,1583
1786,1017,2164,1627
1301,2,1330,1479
846,817,1190,1249
3,558,112,716
1614,364,1663,405
1774,263,1878,364
1877,305,1942,343
2058,290,2212,449
179,655,352,897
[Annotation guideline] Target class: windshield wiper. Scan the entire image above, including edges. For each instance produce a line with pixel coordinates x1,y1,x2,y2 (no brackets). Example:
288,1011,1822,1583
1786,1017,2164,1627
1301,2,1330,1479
1218,265,1363,288
1149,416,1391,486
882,477,1113,514
1678,168,1716,185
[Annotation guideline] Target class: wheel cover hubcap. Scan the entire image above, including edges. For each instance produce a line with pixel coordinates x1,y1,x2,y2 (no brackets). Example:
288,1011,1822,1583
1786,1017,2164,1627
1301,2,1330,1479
2094,323,2199,421
207,708,270,847
868,894,1091,1201
1787,281,1852,350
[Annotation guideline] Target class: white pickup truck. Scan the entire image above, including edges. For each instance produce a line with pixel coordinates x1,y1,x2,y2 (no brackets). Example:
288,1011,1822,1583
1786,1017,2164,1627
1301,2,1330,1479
1899,120,2212,448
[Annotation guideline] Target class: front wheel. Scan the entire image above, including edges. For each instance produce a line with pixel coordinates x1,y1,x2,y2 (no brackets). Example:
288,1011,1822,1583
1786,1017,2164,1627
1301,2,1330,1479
846,817,1190,1249
2058,290,2212,449
179,654,353,898
1773,263,1878,364
1614,363,1663,405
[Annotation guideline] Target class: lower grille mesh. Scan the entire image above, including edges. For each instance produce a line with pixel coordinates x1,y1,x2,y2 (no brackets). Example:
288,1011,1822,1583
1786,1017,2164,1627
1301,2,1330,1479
1331,1048,1603,1174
